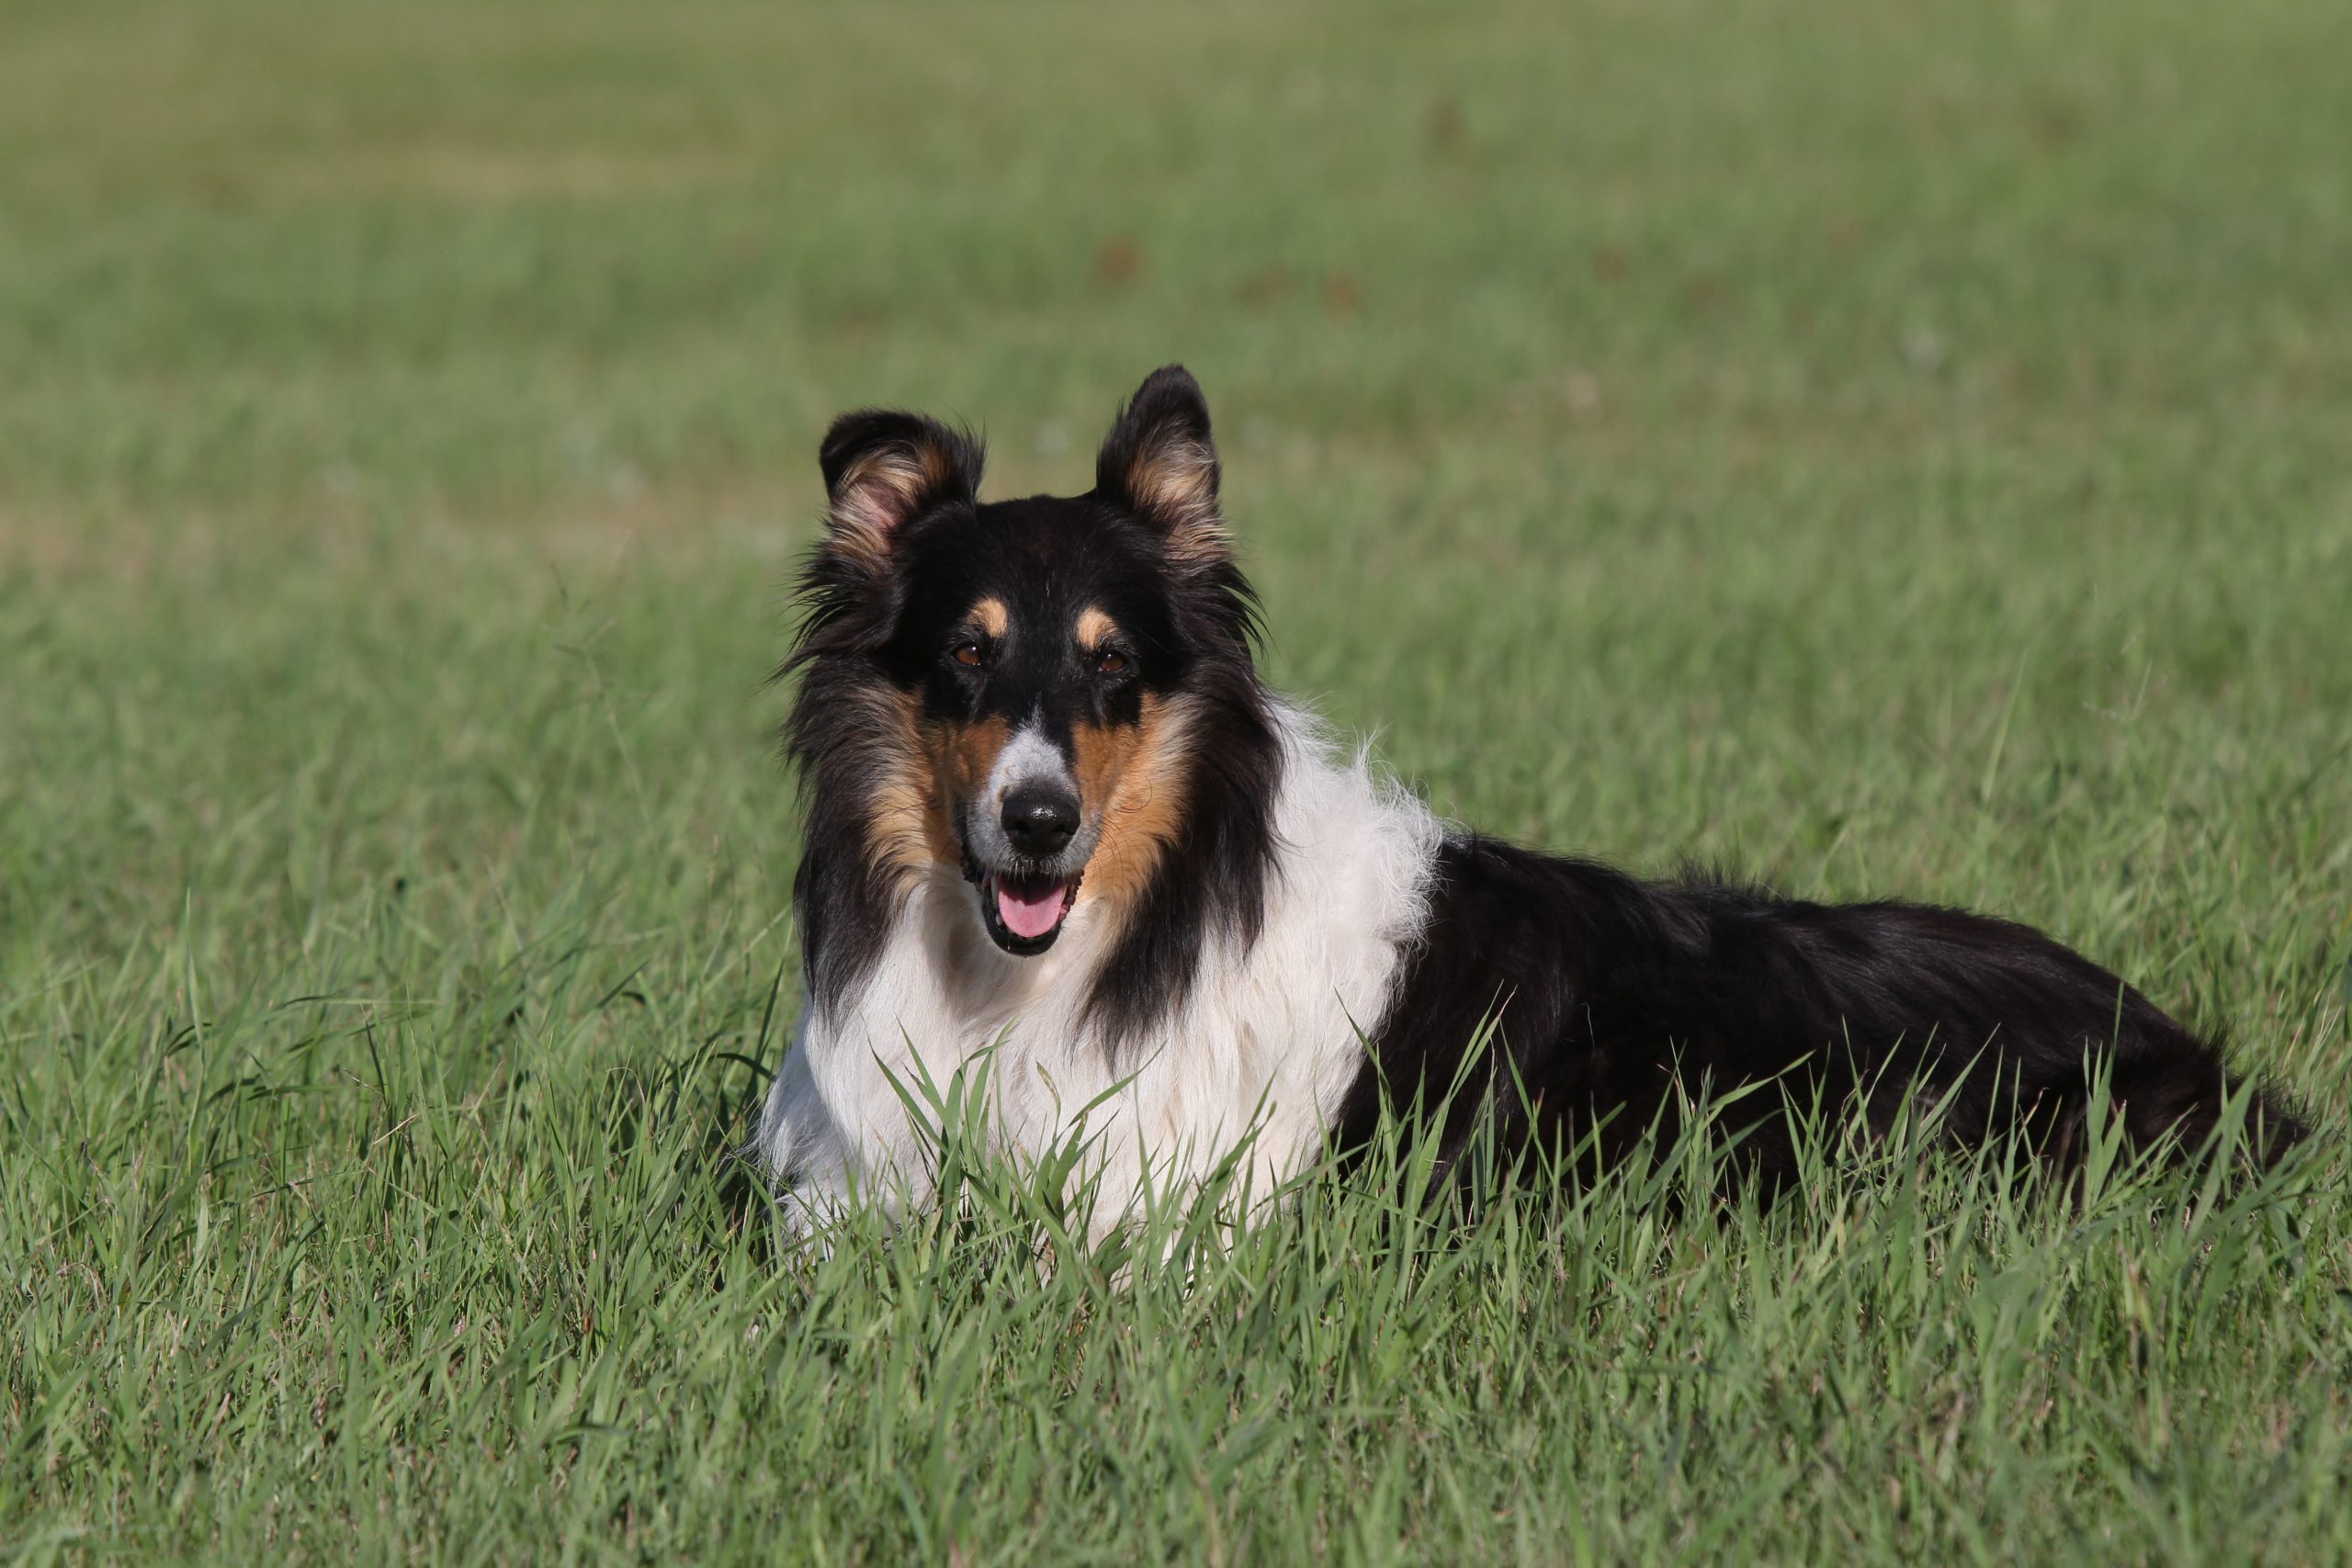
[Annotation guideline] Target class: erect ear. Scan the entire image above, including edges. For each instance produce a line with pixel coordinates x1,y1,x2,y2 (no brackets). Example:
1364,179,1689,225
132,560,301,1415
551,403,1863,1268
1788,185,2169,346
1094,365,1227,564
818,409,984,562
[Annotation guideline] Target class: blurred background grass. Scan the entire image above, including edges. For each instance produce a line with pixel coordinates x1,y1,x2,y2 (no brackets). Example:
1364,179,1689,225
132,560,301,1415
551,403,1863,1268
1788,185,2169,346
6,0,2346,1025
6,0,2346,517
3,0,2350,1560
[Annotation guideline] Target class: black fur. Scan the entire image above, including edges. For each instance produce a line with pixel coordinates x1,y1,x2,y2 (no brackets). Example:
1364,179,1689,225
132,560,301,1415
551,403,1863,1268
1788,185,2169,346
1338,835,2307,1186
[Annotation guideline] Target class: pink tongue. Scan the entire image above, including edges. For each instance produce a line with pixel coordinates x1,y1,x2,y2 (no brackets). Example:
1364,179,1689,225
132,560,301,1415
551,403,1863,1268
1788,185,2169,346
996,879,1069,940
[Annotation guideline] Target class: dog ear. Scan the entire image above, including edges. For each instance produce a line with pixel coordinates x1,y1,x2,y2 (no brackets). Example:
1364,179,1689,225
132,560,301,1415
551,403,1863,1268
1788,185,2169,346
1095,365,1227,564
818,410,984,561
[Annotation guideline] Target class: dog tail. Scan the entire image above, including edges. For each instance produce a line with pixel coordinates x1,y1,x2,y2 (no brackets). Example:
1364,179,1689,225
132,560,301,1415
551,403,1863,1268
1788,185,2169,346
2103,1026,2310,1171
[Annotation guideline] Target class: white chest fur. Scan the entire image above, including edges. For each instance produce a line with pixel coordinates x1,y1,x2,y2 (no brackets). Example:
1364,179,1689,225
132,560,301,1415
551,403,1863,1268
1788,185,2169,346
754,705,1441,1235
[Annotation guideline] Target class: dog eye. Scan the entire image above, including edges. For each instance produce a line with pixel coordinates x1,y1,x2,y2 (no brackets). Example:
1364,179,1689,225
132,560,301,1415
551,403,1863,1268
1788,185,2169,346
1095,649,1129,675
952,642,984,669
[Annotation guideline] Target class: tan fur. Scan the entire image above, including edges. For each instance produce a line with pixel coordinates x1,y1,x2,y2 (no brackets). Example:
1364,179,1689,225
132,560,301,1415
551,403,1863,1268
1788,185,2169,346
912,712,1011,863
1073,694,1191,925
972,597,1010,637
1075,606,1117,649
870,704,1034,886
831,442,959,564
1125,441,1228,566
858,688,956,879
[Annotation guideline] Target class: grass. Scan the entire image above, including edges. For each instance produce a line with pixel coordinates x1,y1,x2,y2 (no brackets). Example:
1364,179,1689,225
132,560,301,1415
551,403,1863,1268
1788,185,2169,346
4,0,2350,1559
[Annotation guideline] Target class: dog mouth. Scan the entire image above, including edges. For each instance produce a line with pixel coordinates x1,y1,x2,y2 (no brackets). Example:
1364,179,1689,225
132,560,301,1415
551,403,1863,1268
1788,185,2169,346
967,862,1082,954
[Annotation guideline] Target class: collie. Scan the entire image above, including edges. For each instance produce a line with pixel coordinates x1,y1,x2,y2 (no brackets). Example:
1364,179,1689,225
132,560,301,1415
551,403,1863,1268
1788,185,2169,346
754,366,2301,1234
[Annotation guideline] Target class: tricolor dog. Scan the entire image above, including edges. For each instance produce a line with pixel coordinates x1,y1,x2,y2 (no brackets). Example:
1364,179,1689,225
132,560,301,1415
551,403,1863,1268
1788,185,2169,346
754,366,2301,1234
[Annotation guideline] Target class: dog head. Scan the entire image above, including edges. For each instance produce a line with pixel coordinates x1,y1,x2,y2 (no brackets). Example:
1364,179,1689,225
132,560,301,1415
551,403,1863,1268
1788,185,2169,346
786,366,1266,958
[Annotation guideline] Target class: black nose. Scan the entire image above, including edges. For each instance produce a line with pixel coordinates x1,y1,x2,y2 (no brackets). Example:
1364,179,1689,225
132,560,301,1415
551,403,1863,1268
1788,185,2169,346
1001,786,1079,857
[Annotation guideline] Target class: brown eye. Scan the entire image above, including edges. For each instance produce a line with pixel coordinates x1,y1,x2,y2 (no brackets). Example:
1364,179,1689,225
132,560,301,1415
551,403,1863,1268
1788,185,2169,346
953,642,983,669
1095,649,1129,675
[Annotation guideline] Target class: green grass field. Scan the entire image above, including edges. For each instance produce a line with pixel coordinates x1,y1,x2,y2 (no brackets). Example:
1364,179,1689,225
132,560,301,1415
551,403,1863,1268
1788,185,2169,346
6,0,2351,1560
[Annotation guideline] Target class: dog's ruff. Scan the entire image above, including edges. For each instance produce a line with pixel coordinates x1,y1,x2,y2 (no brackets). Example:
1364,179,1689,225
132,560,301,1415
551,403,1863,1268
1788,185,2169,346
757,704,1440,1231
753,365,2303,1239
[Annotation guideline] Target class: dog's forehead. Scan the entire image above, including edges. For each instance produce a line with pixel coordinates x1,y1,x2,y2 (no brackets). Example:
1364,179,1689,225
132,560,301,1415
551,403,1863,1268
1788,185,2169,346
909,493,1149,619
975,493,1123,571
